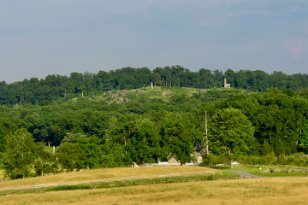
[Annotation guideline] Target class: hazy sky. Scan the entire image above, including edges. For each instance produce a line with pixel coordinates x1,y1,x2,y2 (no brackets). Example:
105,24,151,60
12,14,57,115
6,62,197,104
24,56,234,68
0,0,307,83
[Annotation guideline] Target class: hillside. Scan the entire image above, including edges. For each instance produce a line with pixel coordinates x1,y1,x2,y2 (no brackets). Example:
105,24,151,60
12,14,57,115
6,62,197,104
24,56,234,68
0,66,307,105
0,86,308,179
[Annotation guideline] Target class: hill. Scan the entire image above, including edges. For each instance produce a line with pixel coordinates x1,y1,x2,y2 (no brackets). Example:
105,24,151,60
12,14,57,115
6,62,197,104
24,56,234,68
0,85,308,179
0,66,307,105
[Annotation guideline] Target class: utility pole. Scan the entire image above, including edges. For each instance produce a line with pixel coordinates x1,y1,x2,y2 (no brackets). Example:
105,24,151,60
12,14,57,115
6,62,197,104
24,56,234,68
203,111,209,156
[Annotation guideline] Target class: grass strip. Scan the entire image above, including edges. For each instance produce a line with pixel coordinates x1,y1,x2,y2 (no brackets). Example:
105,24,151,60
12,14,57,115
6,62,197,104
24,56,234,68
233,165,308,177
0,171,239,196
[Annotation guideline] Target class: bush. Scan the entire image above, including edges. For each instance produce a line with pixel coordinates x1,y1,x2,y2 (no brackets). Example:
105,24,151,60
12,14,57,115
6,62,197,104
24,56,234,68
237,153,308,167
202,154,229,167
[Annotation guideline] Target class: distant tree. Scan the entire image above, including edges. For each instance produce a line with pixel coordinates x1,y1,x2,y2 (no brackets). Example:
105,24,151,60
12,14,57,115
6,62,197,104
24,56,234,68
160,113,202,165
95,70,113,91
69,72,85,95
101,116,133,167
3,129,37,179
34,143,59,176
56,133,102,171
298,120,308,154
252,90,306,154
56,143,84,171
0,67,308,105
234,70,250,89
0,117,16,153
127,118,165,164
209,108,255,167
213,69,224,87
252,70,269,91
198,69,214,88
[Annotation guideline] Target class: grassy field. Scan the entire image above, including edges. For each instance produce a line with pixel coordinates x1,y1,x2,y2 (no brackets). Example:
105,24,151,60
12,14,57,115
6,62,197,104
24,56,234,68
0,166,218,191
2,177,308,205
1,166,308,204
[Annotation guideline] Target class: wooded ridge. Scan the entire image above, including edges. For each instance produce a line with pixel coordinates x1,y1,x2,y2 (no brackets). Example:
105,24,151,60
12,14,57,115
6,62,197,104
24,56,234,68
0,67,307,179
0,66,307,105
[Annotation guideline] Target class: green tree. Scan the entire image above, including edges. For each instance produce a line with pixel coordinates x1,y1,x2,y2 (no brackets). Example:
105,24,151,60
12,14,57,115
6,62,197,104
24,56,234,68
0,117,16,153
56,133,103,171
127,118,165,164
100,115,134,167
298,120,308,154
56,143,84,171
160,113,202,165
3,129,37,179
34,143,59,176
209,108,255,167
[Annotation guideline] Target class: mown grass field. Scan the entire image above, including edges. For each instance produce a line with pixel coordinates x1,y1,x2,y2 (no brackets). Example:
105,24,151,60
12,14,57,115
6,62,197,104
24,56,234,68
2,177,308,205
1,166,308,205
0,166,218,190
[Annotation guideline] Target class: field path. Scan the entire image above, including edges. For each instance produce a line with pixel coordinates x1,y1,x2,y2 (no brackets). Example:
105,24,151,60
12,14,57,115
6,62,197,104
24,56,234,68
233,170,258,178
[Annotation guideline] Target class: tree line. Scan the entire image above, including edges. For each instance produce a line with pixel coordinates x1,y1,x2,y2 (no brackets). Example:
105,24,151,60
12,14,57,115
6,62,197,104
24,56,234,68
0,66,307,105
0,86,307,179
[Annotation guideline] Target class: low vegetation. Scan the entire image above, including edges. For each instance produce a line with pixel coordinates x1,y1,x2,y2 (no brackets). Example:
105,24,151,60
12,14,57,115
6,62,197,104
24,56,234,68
1,164,308,204
0,166,218,191
2,174,308,205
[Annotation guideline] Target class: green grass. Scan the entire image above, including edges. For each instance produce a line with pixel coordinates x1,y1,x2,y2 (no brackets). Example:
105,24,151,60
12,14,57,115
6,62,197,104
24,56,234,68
4,177,308,205
46,172,239,191
0,171,240,196
3,165,308,205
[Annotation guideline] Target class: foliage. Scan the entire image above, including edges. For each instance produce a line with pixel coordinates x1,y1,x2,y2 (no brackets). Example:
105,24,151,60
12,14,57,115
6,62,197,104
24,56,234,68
0,82,308,175
237,153,308,167
298,120,308,153
56,134,102,171
34,144,59,176
3,129,37,179
209,108,255,166
160,113,203,165
127,119,166,164
0,67,307,105
202,153,229,167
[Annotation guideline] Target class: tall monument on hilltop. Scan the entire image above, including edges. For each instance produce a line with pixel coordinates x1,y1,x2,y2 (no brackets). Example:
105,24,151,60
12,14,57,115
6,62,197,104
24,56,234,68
224,78,231,88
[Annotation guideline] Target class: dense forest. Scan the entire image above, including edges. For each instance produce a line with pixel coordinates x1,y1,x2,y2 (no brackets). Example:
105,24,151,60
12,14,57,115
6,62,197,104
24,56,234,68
0,67,308,179
0,66,308,105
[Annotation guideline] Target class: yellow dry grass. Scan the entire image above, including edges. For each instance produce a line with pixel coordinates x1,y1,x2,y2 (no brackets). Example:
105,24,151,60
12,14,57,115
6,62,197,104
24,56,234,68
2,177,308,205
0,166,217,190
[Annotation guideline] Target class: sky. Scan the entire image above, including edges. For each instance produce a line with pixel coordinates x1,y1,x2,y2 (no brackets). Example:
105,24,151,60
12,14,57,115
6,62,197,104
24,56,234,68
0,0,307,83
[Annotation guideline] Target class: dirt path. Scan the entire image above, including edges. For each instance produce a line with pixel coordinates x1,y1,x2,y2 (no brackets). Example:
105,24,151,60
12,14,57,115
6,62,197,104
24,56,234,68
233,170,258,178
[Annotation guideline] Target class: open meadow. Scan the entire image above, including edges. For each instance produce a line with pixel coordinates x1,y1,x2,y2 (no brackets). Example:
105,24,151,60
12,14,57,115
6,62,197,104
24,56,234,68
0,166,218,191
1,176,308,205
1,166,308,205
